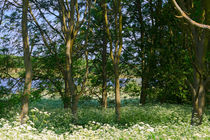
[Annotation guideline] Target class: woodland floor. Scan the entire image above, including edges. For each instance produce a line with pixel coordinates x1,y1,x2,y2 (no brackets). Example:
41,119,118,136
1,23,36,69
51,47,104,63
0,97,209,140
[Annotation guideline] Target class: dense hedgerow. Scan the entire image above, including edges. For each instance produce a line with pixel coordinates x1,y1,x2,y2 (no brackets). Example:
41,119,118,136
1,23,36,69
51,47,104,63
0,98,209,140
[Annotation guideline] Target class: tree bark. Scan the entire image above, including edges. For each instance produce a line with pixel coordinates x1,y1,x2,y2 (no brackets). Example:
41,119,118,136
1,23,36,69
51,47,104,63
66,39,78,118
115,0,123,122
20,0,32,124
102,6,108,108
58,0,76,111
114,63,121,121
189,0,209,126
174,0,209,125
191,72,205,125
102,38,108,108
135,0,148,105
140,0,155,105
63,71,71,109
191,45,206,125
140,77,148,105
103,0,122,121
65,36,75,109
71,94,80,121
172,0,210,30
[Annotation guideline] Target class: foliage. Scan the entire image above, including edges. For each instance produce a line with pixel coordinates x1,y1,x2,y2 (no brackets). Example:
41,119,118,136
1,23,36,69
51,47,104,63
123,80,141,96
0,0,209,135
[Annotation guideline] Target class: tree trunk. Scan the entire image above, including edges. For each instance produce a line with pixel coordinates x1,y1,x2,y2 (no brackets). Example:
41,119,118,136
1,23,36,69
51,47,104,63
190,0,209,125
63,92,71,109
191,28,207,125
140,76,148,105
115,0,123,122
191,57,206,125
114,63,121,121
65,36,78,118
140,0,156,105
102,30,108,108
71,94,80,122
65,38,79,119
63,72,71,108
64,37,74,109
20,0,32,124
191,73,205,125
102,65,108,108
135,0,147,105
103,0,122,121
58,0,89,118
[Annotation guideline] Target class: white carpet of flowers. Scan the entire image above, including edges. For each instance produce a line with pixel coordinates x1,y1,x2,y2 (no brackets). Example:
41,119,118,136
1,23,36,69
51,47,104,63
0,99,209,140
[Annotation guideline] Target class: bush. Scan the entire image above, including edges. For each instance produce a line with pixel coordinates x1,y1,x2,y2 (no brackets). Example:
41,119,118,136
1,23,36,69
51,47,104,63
124,80,141,96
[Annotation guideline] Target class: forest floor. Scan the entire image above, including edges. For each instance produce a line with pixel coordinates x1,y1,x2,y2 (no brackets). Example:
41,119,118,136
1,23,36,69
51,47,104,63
0,97,209,140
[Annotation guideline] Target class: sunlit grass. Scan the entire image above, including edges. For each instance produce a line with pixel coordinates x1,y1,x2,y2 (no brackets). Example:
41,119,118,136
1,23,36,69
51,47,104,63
0,98,209,140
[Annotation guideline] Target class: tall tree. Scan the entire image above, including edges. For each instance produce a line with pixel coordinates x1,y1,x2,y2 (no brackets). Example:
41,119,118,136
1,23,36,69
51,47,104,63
28,0,91,118
57,0,91,120
135,0,147,105
172,0,210,125
20,0,33,124
103,0,123,121
100,1,108,109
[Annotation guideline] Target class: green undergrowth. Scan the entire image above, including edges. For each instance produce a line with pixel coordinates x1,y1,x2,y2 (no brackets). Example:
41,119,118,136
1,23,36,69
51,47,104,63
0,98,209,140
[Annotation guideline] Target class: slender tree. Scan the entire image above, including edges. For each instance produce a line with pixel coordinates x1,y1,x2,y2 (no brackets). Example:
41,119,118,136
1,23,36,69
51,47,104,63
135,0,147,105
57,0,92,120
20,0,33,124
100,1,108,109
103,0,123,121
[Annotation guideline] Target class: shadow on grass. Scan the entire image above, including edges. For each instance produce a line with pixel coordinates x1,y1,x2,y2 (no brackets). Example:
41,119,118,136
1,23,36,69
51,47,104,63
1,97,209,135
26,97,210,135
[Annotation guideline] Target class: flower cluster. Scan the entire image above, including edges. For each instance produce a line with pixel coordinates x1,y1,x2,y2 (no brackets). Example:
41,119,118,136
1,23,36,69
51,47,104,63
0,100,209,140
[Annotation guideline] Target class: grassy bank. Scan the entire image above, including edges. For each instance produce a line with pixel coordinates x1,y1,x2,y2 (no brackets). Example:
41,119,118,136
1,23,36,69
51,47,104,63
0,98,209,140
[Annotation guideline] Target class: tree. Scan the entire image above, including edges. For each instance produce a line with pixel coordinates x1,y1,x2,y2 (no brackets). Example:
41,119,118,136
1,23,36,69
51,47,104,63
103,0,123,121
101,1,108,109
28,0,91,120
57,0,92,120
20,0,33,124
172,0,210,125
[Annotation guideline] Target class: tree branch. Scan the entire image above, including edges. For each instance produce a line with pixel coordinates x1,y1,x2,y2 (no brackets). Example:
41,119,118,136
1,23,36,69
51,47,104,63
185,79,196,97
172,0,210,30
32,0,64,40
0,0,7,25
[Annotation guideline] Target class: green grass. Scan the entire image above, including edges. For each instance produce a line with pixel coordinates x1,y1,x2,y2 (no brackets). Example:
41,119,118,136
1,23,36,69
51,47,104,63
0,97,209,140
